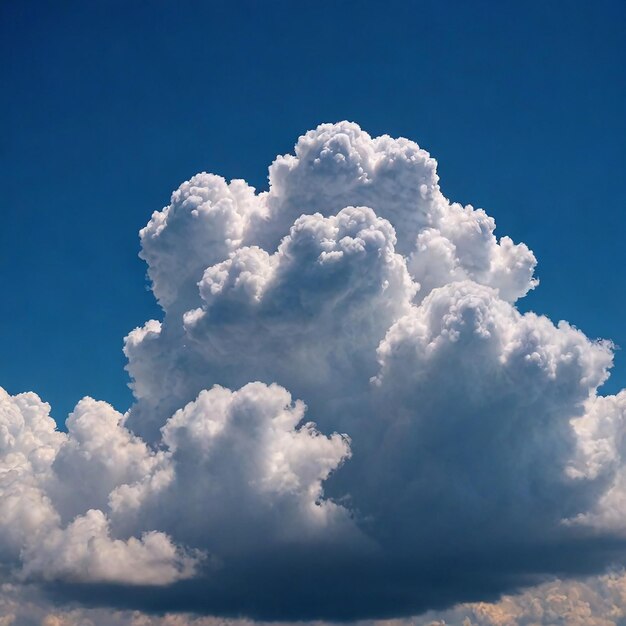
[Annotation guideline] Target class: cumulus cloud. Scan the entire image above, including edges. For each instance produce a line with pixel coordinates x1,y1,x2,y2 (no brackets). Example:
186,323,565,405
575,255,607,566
0,389,197,587
3,122,626,621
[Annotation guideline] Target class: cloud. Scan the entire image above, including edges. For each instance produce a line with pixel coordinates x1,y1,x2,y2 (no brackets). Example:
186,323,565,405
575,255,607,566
0,389,197,587
3,122,626,620
419,569,626,625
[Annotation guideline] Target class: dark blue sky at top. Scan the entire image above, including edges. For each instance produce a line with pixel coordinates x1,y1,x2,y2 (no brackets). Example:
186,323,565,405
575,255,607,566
1,0,625,424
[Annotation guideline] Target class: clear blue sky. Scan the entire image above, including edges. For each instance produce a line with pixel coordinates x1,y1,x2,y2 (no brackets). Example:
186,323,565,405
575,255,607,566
1,0,625,423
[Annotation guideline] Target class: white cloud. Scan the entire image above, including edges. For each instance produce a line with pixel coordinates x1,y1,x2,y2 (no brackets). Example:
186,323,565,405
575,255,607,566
140,175,264,313
0,388,197,587
2,122,626,621
21,508,197,586
110,383,356,553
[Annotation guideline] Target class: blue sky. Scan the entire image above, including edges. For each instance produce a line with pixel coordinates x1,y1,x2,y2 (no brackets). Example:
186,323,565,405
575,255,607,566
1,0,625,423
4,4,626,623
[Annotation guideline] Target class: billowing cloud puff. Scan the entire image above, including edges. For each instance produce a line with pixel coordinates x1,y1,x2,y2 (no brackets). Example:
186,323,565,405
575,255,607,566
0,389,196,587
140,175,263,313
110,382,356,554
3,122,626,621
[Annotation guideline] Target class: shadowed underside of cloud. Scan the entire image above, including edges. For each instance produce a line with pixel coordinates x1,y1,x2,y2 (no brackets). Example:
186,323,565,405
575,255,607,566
6,565,626,625
3,122,626,621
